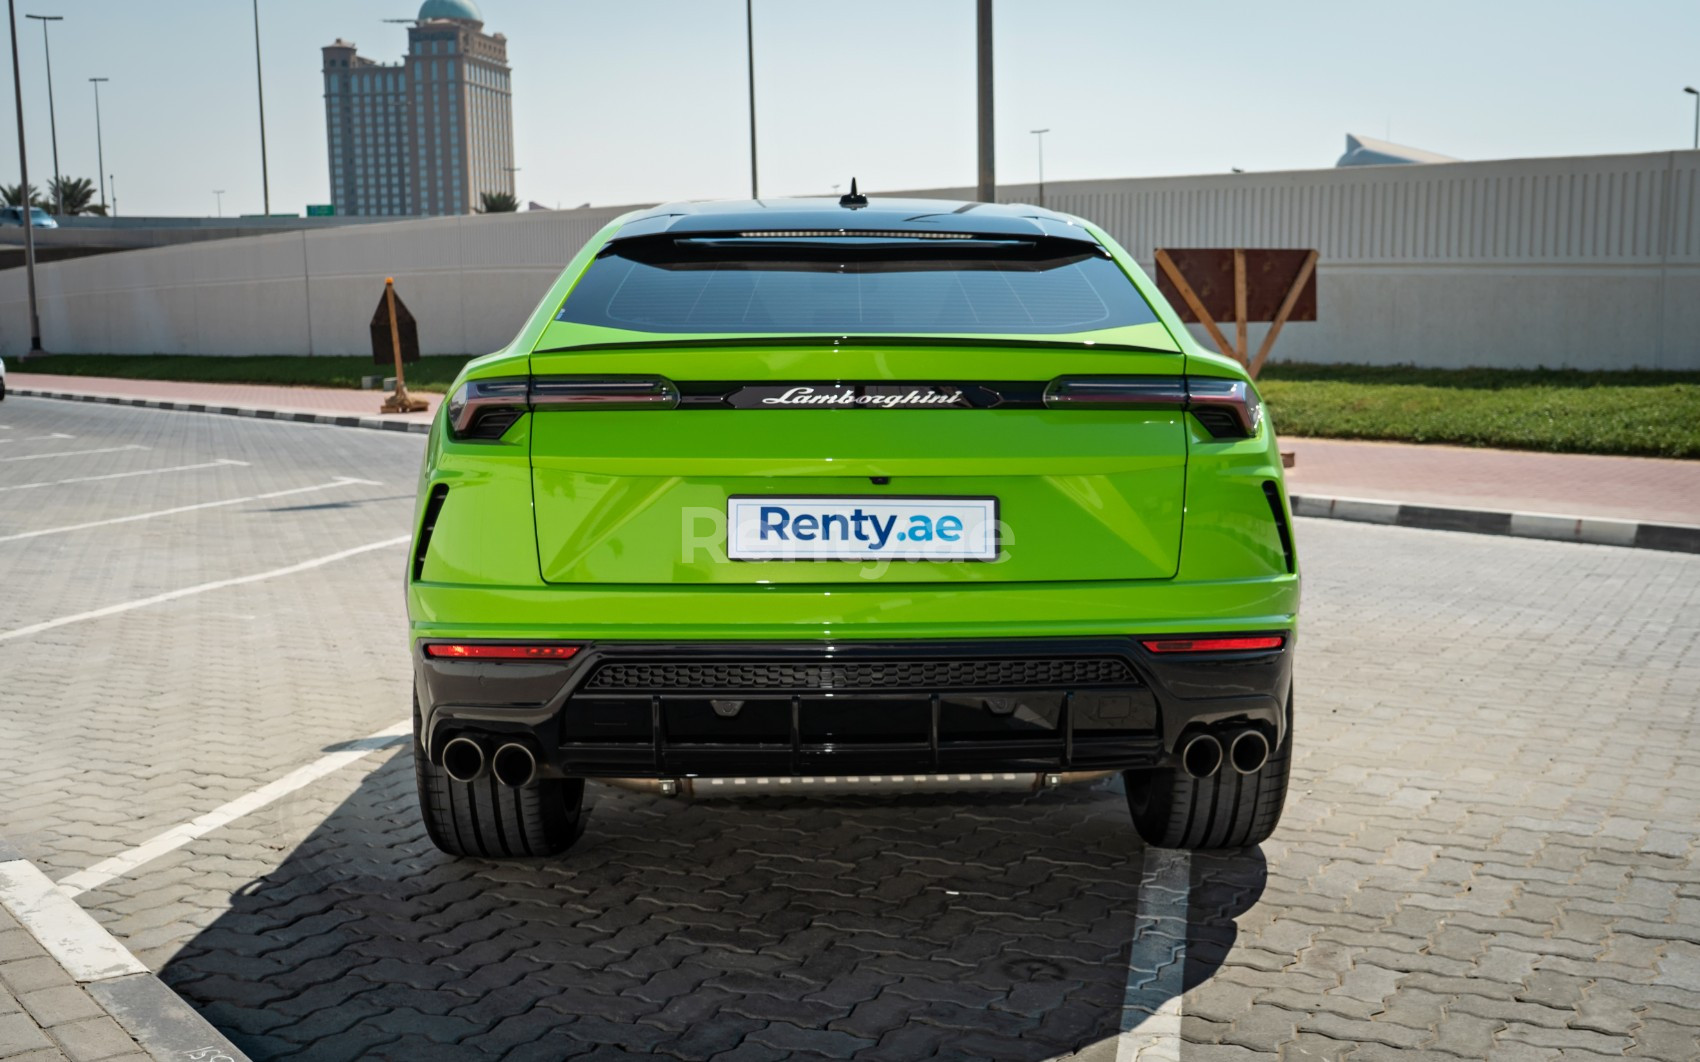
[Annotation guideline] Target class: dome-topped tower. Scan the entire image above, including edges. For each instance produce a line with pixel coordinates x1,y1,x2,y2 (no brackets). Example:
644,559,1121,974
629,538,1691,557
418,0,482,22
323,0,511,218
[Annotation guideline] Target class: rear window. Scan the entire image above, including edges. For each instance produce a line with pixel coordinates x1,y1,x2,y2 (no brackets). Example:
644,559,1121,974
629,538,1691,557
554,234,1158,335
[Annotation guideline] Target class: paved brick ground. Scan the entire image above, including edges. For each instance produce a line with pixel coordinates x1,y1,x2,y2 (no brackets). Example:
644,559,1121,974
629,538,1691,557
0,905,149,1062
1,396,1698,1060
0,400,421,880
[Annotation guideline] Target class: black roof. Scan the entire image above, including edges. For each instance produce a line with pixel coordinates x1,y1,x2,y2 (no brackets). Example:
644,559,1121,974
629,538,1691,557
612,197,1095,243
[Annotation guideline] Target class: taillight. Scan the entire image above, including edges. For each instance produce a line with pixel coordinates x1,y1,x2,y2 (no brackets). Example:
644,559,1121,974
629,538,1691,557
1141,636,1285,654
446,375,680,441
530,376,679,411
1043,377,1187,409
424,644,581,660
446,378,529,440
1042,375,1262,438
1186,377,1263,438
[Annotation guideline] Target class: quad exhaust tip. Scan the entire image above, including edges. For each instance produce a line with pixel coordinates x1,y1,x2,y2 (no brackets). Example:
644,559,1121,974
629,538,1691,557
491,743,539,788
441,736,487,783
1180,734,1224,779
1228,729,1271,775
1181,729,1271,779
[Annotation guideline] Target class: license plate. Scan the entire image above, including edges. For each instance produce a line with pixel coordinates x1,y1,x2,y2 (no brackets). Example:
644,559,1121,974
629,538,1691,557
727,495,1000,561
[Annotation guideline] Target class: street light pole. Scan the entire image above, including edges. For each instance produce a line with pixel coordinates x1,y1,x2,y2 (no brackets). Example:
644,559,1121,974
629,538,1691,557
1030,127,1049,208
745,0,758,199
6,0,44,356
252,0,271,215
1687,87,1699,151
89,77,108,212
213,189,225,218
975,0,994,203
23,13,60,215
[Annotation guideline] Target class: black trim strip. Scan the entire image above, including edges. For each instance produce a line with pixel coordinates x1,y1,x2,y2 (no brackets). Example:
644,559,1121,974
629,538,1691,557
1262,481,1296,574
413,484,450,581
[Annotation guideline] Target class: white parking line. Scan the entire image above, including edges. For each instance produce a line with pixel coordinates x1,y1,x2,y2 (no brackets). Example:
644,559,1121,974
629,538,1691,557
0,443,148,463
1115,848,1190,1061
0,458,250,493
0,476,383,545
0,432,74,445
0,535,410,643
0,859,149,980
58,719,412,897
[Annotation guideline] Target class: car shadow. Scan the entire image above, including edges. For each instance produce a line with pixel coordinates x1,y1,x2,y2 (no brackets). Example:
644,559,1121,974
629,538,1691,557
158,751,1266,1061
256,494,414,514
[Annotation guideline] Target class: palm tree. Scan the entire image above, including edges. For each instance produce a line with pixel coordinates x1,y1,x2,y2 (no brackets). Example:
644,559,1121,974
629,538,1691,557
2,182,46,209
47,176,104,216
478,191,519,214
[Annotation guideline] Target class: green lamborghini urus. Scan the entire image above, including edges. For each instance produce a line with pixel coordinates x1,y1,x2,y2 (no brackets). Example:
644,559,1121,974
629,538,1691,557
407,193,1299,858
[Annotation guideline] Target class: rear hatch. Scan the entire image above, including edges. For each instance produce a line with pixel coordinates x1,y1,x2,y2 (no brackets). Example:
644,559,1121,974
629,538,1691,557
527,227,1189,586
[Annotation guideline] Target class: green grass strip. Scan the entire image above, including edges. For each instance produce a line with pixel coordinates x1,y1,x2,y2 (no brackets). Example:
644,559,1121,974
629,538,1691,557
1257,364,1700,459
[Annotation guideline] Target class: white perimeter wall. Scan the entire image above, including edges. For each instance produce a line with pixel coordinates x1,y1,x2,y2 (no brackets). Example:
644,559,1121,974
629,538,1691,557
3,150,1698,370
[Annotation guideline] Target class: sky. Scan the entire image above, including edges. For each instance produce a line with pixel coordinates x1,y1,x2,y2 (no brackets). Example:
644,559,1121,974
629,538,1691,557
2,0,1698,218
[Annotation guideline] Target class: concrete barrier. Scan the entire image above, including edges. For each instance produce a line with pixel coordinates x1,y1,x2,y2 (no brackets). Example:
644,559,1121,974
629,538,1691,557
3,150,1697,369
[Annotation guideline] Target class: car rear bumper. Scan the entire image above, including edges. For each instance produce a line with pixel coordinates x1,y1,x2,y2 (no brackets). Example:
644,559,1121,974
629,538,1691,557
414,635,1293,779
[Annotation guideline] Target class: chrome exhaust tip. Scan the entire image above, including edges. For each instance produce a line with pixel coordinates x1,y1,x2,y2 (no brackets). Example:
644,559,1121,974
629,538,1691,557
491,743,538,788
1180,733,1224,779
441,736,487,783
1228,729,1271,775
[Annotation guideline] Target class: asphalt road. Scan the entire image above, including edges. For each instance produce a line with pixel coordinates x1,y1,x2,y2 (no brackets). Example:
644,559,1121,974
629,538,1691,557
1,397,1697,1061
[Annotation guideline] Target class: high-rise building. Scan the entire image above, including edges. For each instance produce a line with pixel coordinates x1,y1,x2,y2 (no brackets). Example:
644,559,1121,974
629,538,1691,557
322,0,514,217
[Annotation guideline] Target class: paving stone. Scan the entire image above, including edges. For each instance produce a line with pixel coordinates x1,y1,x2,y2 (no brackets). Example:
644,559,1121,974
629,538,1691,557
1178,1044,1279,1061
15,987,103,1030
1276,1033,1357,1061
1626,1018,1700,1059
0,932,47,965
1220,1005,1303,1052
0,960,74,997
43,1017,138,1062
1297,1013,1429,1050
0,1012,56,1055
1497,1021,1633,1055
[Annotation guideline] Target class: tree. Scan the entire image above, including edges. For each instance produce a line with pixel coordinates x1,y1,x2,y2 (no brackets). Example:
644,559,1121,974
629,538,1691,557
478,191,519,214
47,176,103,216
2,182,45,209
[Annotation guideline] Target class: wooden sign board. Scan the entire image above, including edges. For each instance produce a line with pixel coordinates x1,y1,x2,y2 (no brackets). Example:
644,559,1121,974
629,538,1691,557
1155,249,1317,323
1153,247,1319,377
370,288,421,365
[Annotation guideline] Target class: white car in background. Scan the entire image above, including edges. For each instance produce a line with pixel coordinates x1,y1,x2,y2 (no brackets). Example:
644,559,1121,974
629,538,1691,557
0,355,7,400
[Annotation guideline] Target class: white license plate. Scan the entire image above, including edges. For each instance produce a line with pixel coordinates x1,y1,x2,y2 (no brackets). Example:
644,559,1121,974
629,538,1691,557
727,495,999,561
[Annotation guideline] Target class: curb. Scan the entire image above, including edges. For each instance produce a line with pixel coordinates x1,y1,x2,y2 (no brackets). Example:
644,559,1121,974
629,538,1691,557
13,387,432,435
0,843,250,1062
1291,493,1700,555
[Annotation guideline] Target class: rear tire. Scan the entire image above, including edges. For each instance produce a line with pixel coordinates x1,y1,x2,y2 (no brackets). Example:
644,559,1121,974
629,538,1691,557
1124,690,1292,850
413,700,583,858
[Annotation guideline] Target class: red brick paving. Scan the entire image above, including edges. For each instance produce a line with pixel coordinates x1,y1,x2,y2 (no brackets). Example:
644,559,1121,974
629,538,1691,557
10,373,439,425
1284,437,1700,526
10,373,1697,526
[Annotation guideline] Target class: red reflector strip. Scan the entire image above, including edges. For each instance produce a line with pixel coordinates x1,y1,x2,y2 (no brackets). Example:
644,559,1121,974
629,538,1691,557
1141,636,1285,654
424,644,580,660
